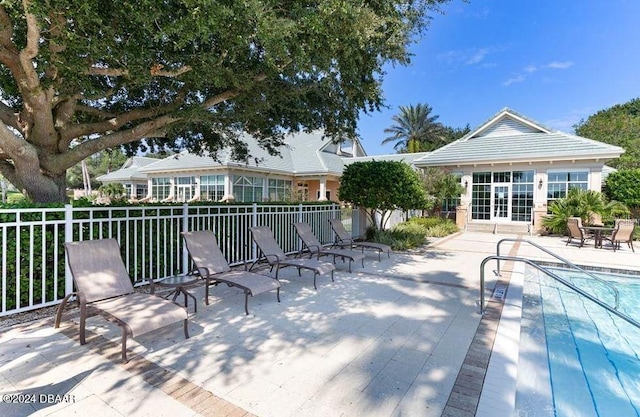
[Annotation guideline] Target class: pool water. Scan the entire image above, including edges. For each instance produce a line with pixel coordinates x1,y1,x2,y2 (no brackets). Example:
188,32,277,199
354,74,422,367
520,267,640,417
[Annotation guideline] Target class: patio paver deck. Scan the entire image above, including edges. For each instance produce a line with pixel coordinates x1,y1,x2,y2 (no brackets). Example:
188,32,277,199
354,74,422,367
1,231,637,417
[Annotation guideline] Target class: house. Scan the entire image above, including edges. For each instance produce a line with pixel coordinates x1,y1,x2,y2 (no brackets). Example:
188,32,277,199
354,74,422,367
98,131,372,203
96,156,158,200
412,108,624,233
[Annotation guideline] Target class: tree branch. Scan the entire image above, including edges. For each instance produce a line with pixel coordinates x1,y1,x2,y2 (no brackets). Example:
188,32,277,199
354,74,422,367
86,64,193,78
53,114,180,168
0,6,15,49
59,89,187,146
0,102,21,131
19,0,40,88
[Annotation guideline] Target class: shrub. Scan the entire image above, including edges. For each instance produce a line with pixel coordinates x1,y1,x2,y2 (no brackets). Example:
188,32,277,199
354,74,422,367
425,221,458,237
408,217,442,228
371,222,427,251
367,217,458,250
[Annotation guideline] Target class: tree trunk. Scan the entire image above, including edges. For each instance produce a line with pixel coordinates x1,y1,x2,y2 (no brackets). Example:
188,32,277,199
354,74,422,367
21,171,67,203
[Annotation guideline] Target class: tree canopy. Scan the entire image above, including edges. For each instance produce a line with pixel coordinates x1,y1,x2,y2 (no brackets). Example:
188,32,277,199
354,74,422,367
574,97,640,169
338,160,427,230
0,0,450,202
604,169,640,212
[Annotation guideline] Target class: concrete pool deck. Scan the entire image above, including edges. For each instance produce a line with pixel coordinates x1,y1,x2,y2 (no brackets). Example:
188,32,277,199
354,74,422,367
1,232,638,417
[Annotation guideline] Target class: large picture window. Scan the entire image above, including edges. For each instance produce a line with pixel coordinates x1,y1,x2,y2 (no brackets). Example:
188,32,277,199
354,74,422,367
471,172,491,220
151,177,171,200
232,175,264,202
547,171,588,208
267,178,292,201
200,175,225,201
511,171,534,222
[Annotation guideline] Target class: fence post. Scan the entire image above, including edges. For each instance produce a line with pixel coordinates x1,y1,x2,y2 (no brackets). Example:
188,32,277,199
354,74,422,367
251,203,258,259
64,204,73,297
182,203,189,275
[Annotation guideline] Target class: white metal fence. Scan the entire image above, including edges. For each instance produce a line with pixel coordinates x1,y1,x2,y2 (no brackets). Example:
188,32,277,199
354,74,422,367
0,203,341,316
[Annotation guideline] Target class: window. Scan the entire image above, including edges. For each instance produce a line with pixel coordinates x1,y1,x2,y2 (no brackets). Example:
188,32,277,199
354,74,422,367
151,177,171,200
175,176,195,201
471,172,491,220
136,183,148,199
267,179,292,201
200,175,225,201
547,171,588,208
232,175,263,202
511,171,534,222
471,170,534,222
442,173,463,213
316,190,331,200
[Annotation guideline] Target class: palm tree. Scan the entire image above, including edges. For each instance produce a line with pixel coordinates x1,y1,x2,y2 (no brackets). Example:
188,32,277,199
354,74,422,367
382,103,445,153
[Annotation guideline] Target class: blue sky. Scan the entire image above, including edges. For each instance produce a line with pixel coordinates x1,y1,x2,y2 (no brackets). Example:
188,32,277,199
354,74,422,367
356,0,640,156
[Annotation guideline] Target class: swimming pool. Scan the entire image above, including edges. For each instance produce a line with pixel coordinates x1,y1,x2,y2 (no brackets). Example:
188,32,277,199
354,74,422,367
516,266,640,417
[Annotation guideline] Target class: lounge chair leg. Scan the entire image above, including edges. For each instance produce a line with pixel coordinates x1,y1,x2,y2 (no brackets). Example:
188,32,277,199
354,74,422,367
276,287,281,303
54,293,76,329
205,280,210,306
79,301,87,345
184,320,190,339
121,330,128,363
244,294,249,316
331,270,334,282
348,260,352,273
313,273,317,290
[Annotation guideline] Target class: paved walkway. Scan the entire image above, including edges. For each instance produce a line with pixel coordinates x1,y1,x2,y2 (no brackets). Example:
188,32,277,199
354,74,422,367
1,232,637,416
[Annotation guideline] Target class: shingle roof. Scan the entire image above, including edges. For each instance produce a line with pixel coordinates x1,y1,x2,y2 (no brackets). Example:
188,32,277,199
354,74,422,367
414,108,624,167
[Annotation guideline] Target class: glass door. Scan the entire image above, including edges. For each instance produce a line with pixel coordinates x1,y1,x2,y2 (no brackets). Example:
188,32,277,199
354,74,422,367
176,185,192,202
492,185,510,220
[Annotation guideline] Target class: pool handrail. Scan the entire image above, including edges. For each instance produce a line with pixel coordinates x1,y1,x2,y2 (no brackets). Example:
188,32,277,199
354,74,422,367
495,238,620,310
479,255,640,330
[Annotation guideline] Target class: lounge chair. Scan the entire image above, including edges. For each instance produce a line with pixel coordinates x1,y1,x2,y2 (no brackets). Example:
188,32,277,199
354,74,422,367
293,222,365,272
328,218,391,261
610,219,635,252
566,217,592,248
181,231,281,315
249,226,335,289
55,239,189,363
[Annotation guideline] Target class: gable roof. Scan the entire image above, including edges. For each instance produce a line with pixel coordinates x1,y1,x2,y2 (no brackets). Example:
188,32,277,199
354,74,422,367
414,108,624,167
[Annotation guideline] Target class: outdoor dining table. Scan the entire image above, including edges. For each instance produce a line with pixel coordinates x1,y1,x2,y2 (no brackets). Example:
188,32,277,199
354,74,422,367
583,225,616,249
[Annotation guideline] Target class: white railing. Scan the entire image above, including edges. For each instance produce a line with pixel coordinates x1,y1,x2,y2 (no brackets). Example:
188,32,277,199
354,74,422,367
0,202,341,316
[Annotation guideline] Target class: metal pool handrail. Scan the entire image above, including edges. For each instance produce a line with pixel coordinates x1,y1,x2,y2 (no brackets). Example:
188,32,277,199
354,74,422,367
495,238,620,310
479,255,640,330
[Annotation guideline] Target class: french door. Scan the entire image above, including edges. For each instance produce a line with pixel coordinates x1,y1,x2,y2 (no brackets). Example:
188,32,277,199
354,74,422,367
492,185,511,221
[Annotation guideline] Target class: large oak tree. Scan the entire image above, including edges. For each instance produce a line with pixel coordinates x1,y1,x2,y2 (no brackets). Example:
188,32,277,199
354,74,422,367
0,0,449,202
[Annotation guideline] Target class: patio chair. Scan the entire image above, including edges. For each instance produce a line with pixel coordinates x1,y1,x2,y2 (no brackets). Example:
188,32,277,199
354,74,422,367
293,222,365,272
565,217,591,248
55,239,189,363
181,231,281,315
610,219,635,252
328,218,391,261
249,226,335,290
